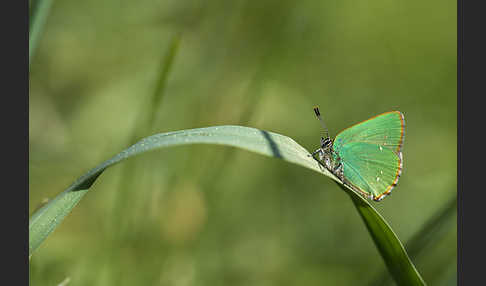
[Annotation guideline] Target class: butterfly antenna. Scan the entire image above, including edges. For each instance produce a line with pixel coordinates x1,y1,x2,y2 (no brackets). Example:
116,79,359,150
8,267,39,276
313,106,329,139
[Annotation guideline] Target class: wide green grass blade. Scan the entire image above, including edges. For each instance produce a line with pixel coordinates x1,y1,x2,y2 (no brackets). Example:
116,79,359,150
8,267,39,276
346,186,426,286
29,125,425,285
370,195,456,286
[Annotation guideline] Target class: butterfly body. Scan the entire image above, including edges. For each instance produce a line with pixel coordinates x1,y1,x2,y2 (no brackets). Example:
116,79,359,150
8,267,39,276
312,109,405,202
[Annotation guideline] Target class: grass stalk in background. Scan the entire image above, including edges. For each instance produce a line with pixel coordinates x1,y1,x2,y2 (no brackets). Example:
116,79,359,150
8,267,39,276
100,35,180,285
29,0,54,67
404,196,457,261
29,125,425,285
145,33,181,132
110,34,180,234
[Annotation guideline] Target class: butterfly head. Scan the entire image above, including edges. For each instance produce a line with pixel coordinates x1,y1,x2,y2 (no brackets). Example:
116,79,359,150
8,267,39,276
320,136,333,151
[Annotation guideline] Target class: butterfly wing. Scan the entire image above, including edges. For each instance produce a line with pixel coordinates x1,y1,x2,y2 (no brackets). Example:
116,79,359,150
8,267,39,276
333,111,405,201
338,142,402,201
334,111,404,155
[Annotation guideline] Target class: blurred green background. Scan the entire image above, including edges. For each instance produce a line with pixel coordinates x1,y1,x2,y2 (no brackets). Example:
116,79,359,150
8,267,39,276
29,0,456,285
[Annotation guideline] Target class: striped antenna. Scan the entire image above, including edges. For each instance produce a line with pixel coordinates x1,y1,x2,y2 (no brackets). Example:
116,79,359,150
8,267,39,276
313,106,329,138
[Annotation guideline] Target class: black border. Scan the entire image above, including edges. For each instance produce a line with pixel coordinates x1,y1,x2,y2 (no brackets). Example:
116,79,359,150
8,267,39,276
6,0,29,284
458,0,486,284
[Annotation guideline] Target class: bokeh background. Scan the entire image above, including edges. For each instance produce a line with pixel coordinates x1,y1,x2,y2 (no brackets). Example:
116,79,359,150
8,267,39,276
29,0,457,285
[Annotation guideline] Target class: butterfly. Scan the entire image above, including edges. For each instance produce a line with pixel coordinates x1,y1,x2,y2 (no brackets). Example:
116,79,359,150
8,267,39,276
311,107,405,201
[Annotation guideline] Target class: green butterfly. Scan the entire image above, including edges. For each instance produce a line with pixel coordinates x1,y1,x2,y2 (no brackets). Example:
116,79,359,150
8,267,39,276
311,107,405,201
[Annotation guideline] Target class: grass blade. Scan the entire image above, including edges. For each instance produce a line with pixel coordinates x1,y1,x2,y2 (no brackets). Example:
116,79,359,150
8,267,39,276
347,186,426,286
404,196,456,260
370,195,456,286
145,33,180,131
29,125,425,285
110,34,180,237
29,126,323,257
30,0,54,66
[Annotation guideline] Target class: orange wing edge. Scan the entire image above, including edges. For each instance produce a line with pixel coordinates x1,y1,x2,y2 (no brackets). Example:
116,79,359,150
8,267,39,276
372,111,405,202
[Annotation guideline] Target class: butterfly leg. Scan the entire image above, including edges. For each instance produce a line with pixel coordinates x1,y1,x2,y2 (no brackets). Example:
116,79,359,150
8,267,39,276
309,148,322,158
333,163,344,181
309,149,330,173
310,149,327,164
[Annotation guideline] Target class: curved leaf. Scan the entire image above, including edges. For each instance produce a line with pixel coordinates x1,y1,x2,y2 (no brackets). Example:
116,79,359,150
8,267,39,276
347,185,426,286
29,125,425,285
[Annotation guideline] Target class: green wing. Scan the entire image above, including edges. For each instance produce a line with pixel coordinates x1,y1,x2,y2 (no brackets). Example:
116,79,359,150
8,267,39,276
334,111,405,155
338,142,402,201
333,111,405,201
